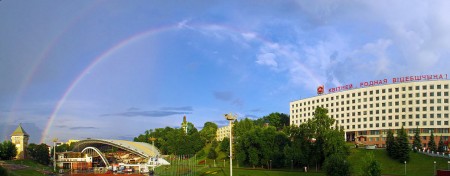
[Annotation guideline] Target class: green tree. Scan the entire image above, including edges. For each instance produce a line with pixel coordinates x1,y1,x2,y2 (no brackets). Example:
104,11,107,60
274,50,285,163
284,124,312,168
323,154,351,176
412,127,422,152
207,148,217,159
248,147,259,168
233,118,254,138
0,141,17,160
428,131,437,152
0,165,8,176
437,135,445,153
310,107,349,169
135,123,205,155
361,152,381,176
211,140,218,149
385,129,397,159
199,122,218,144
219,137,229,153
27,143,50,165
396,126,410,162
58,143,74,152
254,112,290,130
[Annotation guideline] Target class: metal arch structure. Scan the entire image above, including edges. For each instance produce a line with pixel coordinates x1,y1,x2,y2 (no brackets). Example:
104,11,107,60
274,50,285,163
81,146,110,167
72,139,161,159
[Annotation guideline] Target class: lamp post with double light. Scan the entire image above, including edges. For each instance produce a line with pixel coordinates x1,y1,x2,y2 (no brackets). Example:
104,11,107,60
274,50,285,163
224,113,236,176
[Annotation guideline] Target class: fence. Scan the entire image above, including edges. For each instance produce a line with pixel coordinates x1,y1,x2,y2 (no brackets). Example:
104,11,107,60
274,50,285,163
153,154,207,176
416,148,450,159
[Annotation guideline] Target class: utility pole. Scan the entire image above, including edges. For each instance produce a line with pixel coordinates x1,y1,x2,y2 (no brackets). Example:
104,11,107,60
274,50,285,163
53,138,58,172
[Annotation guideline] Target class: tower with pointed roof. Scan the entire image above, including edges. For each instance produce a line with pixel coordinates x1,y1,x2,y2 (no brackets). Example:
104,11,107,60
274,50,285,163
10,124,29,159
181,116,188,134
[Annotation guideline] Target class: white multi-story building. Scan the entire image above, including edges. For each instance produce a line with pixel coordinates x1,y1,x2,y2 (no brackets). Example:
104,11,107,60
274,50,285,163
216,125,232,141
290,78,450,148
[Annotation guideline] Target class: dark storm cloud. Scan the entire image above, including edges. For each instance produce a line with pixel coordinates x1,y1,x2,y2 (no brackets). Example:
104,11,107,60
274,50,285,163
213,91,244,108
160,106,193,111
245,114,259,119
101,110,191,118
250,108,262,112
102,106,193,118
70,127,98,130
213,91,234,101
127,107,140,111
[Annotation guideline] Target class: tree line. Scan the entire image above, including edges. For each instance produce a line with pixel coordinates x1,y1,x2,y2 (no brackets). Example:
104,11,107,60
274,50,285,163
134,122,210,155
134,108,351,175
0,140,51,166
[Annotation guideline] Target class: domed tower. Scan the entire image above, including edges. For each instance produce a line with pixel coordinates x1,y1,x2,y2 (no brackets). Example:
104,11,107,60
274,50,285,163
10,124,29,159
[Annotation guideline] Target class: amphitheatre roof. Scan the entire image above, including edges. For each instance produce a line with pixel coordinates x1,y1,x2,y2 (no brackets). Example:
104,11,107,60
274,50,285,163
72,139,160,158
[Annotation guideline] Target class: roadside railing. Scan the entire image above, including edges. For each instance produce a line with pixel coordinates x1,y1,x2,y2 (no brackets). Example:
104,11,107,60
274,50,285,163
416,148,450,159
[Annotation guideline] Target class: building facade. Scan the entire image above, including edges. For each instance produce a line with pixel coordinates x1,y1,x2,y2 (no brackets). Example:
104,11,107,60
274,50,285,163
216,125,231,141
290,80,450,148
10,124,29,159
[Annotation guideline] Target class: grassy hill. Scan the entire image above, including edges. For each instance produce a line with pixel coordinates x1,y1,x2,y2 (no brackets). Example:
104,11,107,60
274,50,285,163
0,159,53,176
349,148,449,176
194,147,449,176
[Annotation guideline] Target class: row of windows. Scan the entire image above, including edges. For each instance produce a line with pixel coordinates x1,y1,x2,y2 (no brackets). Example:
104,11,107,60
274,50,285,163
290,120,450,130
294,113,450,123
361,136,450,142
292,92,449,109
292,106,450,119
356,128,450,135
292,99,450,114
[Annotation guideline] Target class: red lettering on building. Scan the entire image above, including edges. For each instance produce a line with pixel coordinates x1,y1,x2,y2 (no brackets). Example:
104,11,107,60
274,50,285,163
324,74,448,94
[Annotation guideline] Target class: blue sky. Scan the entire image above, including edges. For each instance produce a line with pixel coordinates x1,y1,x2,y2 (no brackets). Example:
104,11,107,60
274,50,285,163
1,0,450,144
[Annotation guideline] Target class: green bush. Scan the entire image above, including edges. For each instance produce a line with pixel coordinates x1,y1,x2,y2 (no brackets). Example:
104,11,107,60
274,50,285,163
0,165,8,176
362,152,381,176
323,154,351,176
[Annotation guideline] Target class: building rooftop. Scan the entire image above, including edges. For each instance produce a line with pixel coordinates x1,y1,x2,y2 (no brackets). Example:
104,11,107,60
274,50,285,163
10,124,29,137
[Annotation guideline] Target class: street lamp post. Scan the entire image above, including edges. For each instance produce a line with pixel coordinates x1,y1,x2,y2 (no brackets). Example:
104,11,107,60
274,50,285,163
434,161,436,176
270,160,272,170
53,138,58,172
224,113,236,176
404,161,406,175
149,137,157,147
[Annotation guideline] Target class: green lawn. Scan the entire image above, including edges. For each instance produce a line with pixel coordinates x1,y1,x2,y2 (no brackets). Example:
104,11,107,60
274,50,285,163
348,148,449,176
3,148,449,176
196,148,449,176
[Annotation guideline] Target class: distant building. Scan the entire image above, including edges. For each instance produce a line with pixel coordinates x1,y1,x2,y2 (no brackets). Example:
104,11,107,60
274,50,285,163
10,124,29,159
181,116,188,134
290,78,450,147
56,152,92,170
66,139,80,146
216,125,232,141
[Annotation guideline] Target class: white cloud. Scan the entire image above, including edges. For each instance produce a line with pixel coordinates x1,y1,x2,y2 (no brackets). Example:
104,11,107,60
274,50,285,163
256,53,278,67
241,32,257,41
